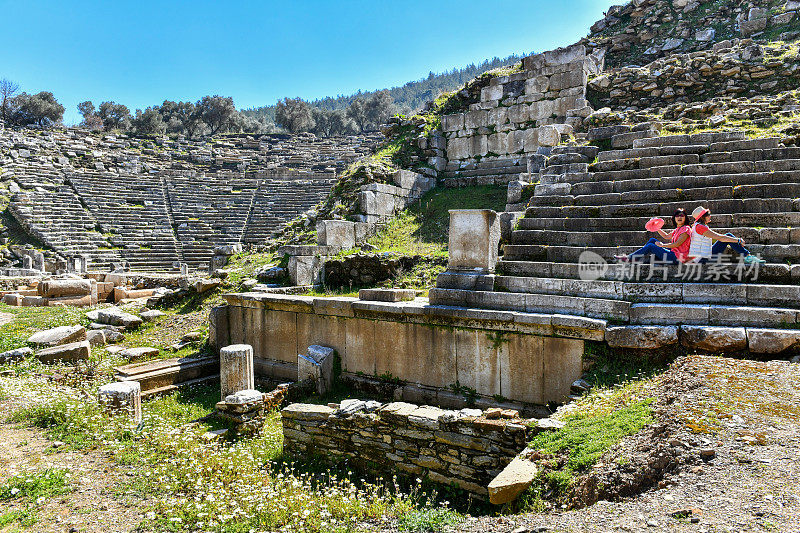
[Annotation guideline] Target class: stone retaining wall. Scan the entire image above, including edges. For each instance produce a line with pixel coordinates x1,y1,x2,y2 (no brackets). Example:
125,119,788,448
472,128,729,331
281,400,531,498
213,292,590,405
441,45,602,166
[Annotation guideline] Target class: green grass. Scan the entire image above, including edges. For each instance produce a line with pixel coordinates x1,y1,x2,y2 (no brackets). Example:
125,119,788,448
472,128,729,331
398,507,463,532
0,303,85,353
0,468,71,527
524,376,656,502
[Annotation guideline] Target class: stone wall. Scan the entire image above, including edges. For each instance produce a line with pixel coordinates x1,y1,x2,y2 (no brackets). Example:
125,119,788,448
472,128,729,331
441,45,601,167
213,292,589,405
323,253,443,289
589,40,800,110
281,400,531,498
358,170,435,224
586,0,800,69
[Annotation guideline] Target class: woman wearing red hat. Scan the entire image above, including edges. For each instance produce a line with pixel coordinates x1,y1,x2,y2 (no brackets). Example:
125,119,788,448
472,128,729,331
687,206,765,264
615,208,692,263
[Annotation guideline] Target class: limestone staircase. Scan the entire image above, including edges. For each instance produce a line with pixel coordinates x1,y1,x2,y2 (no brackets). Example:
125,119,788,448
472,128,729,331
68,171,182,271
431,131,800,331
243,176,337,244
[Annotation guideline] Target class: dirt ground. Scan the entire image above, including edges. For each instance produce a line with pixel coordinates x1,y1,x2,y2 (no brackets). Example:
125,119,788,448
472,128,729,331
0,415,146,533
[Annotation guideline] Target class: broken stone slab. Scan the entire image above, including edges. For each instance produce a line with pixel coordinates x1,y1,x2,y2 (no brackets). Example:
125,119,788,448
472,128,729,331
0,347,33,363
38,279,92,298
220,344,254,400
679,326,747,352
194,278,221,294
358,288,416,302
488,456,539,505
281,403,335,421
97,308,142,330
86,330,106,346
746,328,800,354
298,345,335,396
119,347,159,360
335,398,367,417
27,325,86,347
98,381,142,424
605,325,679,349
140,309,165,322
447,209,501,272
36,340,91,363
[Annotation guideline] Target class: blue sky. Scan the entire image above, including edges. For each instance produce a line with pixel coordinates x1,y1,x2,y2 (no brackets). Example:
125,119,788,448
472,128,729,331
1,1,617,125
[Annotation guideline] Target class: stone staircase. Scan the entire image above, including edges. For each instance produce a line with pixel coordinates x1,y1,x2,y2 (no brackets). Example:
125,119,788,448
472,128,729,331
431,131,800,333
242,175,336,244
440,157,528,187
68,171,182,271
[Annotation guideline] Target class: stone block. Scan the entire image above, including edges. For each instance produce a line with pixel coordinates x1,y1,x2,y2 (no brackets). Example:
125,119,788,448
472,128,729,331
27,325,86,347
680,326,747,352
525,75,549,95
119,346,159,360
97,307,143,329
746,328,800,354
316,220,356,248
537,125,561,147
464,110,489,129
98,381,142,424
35,340,91,363
0,347,33,363
469,135,489,158
487,132,508,155
507,129,527,153
220,344,255,400
288,255,323,286
281,403,335,421
481,84,504,102
447,209,501,271
38,279,92,298
86,330,106,346
446,136,470,160
487,107,508,126
298,345,335,395
358,288,416,302
488,456,538,505
442,114,464,132
507,104,529,124
606,325,679,349
1,293,21,306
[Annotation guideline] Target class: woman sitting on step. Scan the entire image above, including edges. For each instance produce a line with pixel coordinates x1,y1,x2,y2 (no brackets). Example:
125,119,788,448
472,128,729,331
687,206,765,264
615,208,692,264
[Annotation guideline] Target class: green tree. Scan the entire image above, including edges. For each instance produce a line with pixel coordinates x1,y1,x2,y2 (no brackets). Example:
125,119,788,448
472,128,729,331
196,95,237,136
160,100,204,138
8,91,65,127
364,90,395,130
98,101,132,132
77,101,102,130
132,106,166,136
346,97,368,133
275,97,314,133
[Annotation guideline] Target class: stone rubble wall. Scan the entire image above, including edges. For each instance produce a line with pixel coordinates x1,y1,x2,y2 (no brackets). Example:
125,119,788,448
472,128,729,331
358,170,436,224
586,0,800,69
440,45,601,167
281,400,531,498
589,40,800,110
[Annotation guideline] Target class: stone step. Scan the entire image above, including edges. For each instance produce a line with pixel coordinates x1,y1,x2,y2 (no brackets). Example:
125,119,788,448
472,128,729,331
515,212,800,231
511,227,800,247
429,288,800,327
632,131,746,149
568,171,800,196
523,197,800,219
503,243,800,263
496,260,798,284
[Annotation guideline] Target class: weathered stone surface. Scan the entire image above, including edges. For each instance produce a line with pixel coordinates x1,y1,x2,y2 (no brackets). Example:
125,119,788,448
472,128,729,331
317,220,356,248
358,288,416,302
140,309,165,322
220,344,255,400
195,278,221,294
281,403,334,421
86,330,106,346
97,307,143,330
38,279,92,298
0,347,33,363
27,325,86,347
605,325,679,349
680,326,747,352
298,345,335,395
98,381,142,424
447,210,501,272
746,328,800,354
36,340,91,363
119,346,159,360
488,456,539,505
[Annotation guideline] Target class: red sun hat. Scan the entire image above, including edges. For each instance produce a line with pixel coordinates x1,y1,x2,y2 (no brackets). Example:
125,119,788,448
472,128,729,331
645,217,665,232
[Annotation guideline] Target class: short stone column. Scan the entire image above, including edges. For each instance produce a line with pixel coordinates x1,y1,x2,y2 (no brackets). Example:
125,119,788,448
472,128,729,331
98,381,142,424
220,344,254,400
298,345,335,395
447,209,501,272
22,255,33,269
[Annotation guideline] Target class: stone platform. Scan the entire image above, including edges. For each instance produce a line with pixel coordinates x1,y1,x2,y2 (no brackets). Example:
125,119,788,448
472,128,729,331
212,292,594,406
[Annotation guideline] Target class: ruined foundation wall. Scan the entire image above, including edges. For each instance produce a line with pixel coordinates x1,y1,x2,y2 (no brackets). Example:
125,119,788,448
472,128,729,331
281,401,530,498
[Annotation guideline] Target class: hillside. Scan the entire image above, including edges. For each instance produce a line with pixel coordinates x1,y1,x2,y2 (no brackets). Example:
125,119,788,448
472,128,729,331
241,53,523,124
